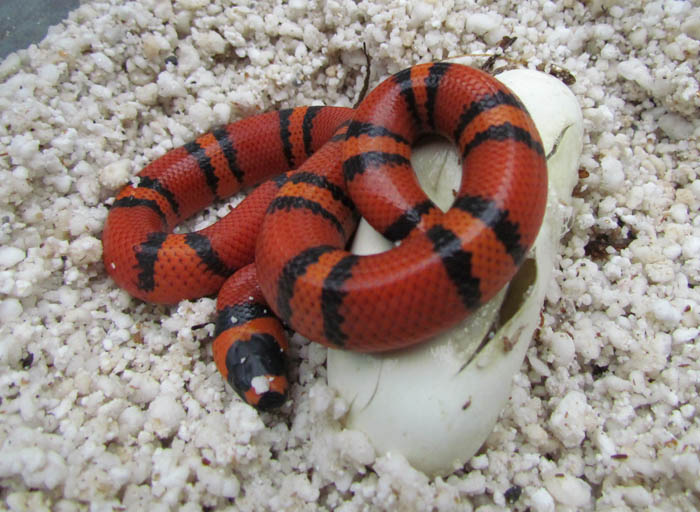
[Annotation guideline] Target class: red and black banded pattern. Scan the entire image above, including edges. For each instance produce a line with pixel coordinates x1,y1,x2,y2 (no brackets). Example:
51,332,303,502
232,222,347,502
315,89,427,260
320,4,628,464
103,106,354,304
102,63,547,408
255,62,547,352
212,264,289,410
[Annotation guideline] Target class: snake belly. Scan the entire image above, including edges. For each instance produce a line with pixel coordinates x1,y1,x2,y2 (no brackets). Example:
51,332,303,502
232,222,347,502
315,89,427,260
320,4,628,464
102,62,548,409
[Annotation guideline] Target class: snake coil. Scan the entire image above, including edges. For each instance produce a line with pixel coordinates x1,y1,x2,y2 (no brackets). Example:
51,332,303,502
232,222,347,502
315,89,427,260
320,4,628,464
102,63,547,409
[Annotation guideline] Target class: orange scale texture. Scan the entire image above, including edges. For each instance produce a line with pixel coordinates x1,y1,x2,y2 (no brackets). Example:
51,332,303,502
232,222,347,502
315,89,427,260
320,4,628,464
102,63,547,406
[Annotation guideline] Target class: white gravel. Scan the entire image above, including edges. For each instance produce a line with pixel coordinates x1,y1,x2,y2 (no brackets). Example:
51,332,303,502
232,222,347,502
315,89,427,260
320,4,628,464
0,0,698,510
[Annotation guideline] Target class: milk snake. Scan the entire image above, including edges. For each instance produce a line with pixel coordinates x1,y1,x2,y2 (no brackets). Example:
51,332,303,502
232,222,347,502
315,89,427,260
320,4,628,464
102,62,548,409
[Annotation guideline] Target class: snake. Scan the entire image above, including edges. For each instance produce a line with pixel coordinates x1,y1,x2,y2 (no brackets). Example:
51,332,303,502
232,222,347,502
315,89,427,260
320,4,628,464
102,62,548,410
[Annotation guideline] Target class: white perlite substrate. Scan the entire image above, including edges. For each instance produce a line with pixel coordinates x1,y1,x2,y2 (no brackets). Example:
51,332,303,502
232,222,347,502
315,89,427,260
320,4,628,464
0,0,698,510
